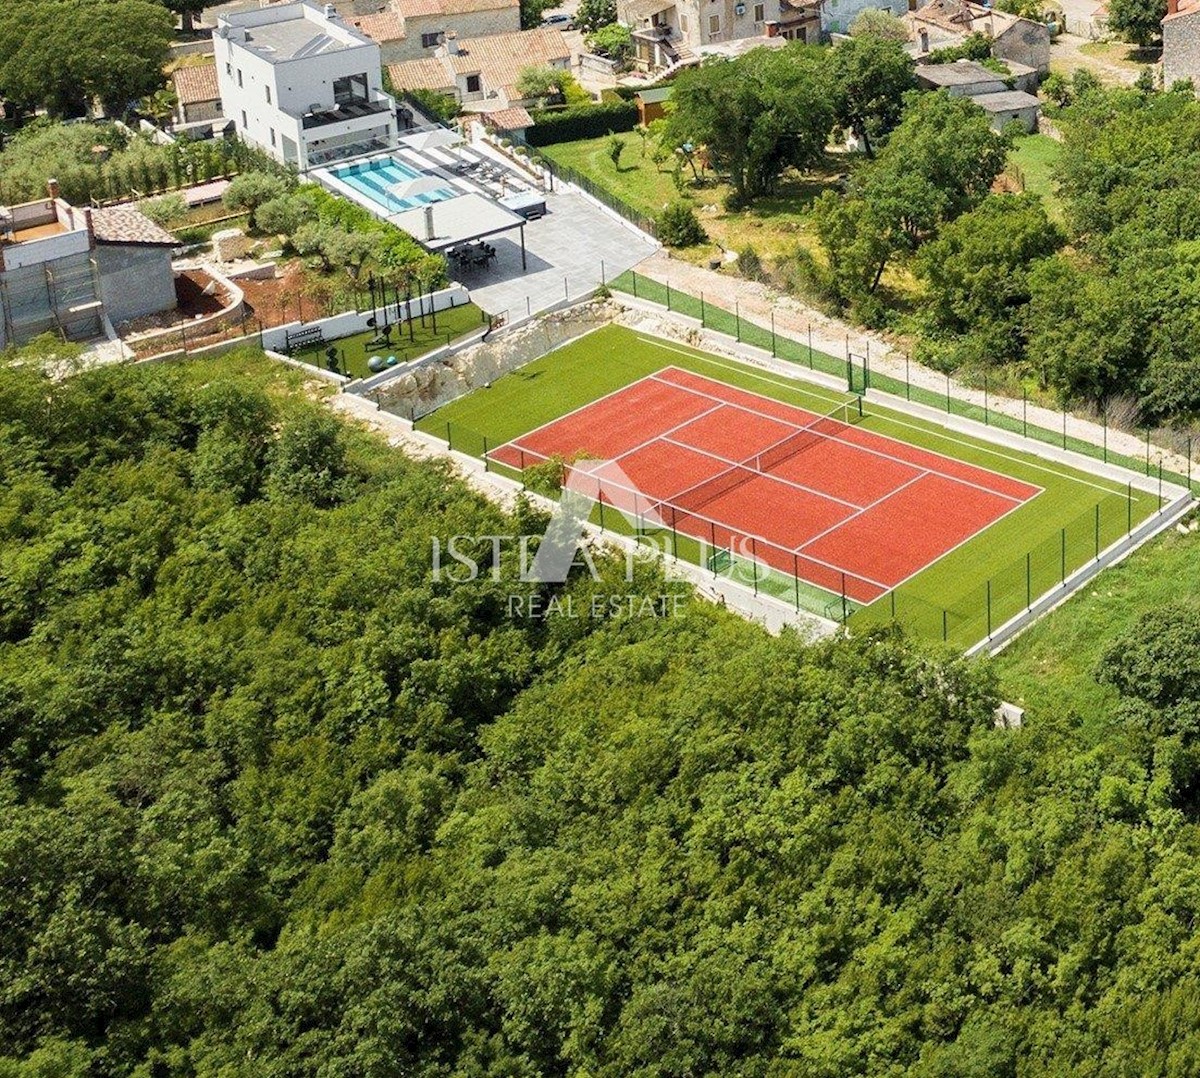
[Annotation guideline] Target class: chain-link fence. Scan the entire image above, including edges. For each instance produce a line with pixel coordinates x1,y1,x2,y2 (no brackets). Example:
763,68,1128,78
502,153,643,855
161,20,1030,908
610,269,1200,496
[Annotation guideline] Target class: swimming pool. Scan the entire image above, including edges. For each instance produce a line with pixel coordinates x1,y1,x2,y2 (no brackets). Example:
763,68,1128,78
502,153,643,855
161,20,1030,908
331,157,457,214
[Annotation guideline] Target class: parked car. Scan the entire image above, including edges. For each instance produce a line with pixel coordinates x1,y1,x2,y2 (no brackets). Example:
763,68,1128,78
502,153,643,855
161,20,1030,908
542,13,576,28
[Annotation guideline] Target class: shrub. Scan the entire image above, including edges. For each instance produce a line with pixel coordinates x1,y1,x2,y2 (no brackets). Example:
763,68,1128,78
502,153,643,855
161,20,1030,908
139,193,187,228
657,201,706,246
738,245,766,282
223,172,290,231
525,101,639,146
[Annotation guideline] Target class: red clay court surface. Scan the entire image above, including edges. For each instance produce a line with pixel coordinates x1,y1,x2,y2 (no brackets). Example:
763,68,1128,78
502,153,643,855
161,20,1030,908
489,368,1041,603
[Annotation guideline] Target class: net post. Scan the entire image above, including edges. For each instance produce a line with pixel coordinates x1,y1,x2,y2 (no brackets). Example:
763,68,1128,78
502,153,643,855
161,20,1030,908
793,553,800,611
890,589,896,621
1159,461,1164,511
840,572,847,625
905,354,910,400
666,281,671,310
750,537,758,596
1022,389,1027,439
1103,408,1108,463
446,422,453,452
735,301,741,342
1127,481,1132,533
942,609,948,642
1189,434,1194,494
771,311,776,357
1060,527,1066,583
1062,409,1067,450
1094,502,1100,559
946,372,951,413
671,518,678,561
807,324,814,369
986,579,992,638
632,272,638,298
700,292,705,327
856,396,863,420
1145,428,1151,475
710,520,717,574
984,374,989,426
483,435,489,472
599,497,605,532
1026,551,1031,608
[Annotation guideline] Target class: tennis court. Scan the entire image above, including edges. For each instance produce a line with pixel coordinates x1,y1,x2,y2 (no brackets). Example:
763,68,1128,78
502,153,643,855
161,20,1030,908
490,367,1041,604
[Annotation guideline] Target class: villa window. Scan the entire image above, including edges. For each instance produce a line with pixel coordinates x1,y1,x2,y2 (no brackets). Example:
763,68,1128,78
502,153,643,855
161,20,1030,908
709,13,719,33
466,74,482,93
270,127,276,147
333,73,369,105
237,69,243,88
754,2,764,18
265,85,271,104
241,109,248,129
421,31,442,47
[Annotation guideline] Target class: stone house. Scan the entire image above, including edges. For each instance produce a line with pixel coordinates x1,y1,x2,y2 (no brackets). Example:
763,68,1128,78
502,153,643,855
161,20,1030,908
385,26,572,107
910,0,1051,75
172,62,223,125
1163,0,1200,91
348,0,521,65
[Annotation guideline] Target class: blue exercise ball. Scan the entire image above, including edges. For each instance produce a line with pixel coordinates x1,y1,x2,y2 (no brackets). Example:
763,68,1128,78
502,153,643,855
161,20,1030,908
367,355,386,373
385,355,398,367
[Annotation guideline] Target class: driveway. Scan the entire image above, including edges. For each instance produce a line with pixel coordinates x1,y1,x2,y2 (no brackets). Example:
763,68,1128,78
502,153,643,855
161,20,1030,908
452,185,659,320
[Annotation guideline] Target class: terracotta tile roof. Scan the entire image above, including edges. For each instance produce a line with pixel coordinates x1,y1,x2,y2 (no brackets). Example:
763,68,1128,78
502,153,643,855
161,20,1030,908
399,0,516,15
387,56,457,92
1164,0,1200,22
90,205,178,247
349,10,406,40
172,62,220,105
446,27,571,91
482,105,534,130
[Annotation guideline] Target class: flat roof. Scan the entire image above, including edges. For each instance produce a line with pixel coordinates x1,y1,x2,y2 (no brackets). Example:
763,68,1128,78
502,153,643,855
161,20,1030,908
970,90,1041,111
389,191,525,248
917,60,1007,86
636,86,673,103
222,4,373,62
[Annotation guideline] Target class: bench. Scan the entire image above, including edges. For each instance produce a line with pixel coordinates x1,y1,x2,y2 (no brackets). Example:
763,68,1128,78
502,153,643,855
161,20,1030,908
285,325,324,352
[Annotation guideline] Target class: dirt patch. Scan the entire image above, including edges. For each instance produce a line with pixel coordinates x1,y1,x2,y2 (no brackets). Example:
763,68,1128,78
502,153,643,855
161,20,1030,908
114,268,233,336
238,260,350,327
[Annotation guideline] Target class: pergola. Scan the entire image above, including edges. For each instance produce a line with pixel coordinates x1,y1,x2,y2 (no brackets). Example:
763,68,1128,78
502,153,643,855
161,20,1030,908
389,192,529,270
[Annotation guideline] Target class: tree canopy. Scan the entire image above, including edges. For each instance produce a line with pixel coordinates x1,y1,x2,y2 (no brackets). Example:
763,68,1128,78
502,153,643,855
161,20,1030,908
0,0,173,117
1106,0,1167,45
666,45,833,202
2,346,1200,1074
829,36,916,156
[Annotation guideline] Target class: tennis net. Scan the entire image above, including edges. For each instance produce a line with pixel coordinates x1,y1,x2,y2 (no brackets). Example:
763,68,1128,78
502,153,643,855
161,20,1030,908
753,400,856,473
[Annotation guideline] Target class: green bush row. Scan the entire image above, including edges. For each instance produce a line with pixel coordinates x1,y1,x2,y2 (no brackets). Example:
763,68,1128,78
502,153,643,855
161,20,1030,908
525,100,639,146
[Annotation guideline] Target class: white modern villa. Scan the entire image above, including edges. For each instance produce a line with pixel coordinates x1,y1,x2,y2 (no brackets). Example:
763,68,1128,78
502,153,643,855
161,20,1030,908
214,2,399,170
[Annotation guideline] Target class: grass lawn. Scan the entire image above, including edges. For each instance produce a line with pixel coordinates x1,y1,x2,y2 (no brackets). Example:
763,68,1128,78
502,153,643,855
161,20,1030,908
290,301,486,379
415,323,1159,644
993,523,1200,731
541,135,857,262
1008,134,1065,222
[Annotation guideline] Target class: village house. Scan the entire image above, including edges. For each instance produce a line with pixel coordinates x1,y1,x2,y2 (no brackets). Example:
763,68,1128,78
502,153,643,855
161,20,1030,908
385,26,571,108
1163,0,1200,91
0,182,177,348
348,0,520,64
172,62,223,125
910,0,1051,75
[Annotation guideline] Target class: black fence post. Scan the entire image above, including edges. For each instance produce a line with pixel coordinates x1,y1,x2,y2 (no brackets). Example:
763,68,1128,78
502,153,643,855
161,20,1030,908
483,436,489,472
446,422,453,451
1127,481,1133,533
1094,502,1100,559
986,579,992,638
1022,389,1028,439
1026,551,1031,609
984,374,989,426
700,293,705,327
1060,527,1066,583
771,311,776,357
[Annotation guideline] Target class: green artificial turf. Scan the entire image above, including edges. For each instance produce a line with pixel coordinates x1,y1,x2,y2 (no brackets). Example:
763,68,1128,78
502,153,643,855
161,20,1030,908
290,302,486,379
415,324,1161,645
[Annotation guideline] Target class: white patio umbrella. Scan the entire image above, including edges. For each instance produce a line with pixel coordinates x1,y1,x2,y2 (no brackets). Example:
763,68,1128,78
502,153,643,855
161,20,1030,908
388,174,448,202
399,127,463,152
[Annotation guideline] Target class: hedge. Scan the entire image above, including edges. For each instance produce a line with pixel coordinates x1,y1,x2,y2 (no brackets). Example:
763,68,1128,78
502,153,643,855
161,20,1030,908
525,100,639,146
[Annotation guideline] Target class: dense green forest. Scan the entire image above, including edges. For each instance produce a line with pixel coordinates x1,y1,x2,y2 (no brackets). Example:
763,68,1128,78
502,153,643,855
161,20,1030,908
2,349,1200,1076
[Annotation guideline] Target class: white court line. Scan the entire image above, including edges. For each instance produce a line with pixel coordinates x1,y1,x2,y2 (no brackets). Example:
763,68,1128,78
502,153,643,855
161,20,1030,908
658,433,864,511
795,471,931,555
633,335,1138,501
649,364,1034,506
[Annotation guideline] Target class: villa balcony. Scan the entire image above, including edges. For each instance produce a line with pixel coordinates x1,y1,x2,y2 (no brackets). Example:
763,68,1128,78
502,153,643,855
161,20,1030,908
301,94,394,130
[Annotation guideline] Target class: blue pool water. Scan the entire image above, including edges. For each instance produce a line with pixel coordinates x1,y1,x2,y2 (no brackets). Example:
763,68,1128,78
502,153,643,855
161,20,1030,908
331,157,457,214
